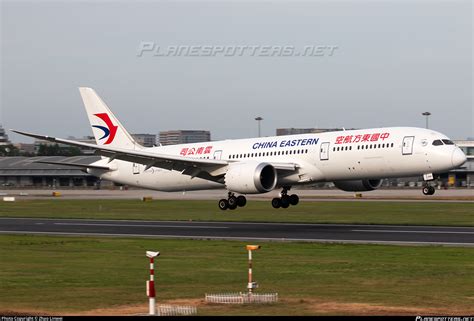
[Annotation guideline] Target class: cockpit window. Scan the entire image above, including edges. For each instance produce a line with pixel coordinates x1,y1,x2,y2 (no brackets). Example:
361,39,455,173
432,140,443,146
442,139,454,145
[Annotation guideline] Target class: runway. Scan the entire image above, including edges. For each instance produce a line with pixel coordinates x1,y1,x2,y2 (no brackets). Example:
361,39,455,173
1,218,473,246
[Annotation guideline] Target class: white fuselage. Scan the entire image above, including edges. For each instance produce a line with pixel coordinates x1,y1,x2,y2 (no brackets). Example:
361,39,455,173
90,127,465,193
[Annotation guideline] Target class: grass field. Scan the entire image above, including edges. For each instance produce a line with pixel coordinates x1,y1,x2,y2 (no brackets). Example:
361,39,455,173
0,199,473,226
0,234,473,315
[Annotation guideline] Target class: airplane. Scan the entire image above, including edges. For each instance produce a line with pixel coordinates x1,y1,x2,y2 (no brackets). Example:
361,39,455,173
12,87,467,210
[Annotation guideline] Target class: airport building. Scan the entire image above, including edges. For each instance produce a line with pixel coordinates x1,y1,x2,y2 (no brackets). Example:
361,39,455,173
159,130,211,146
131,134,157,147
451,140,474,187
0,156,104,188
276,128,357,136
0,125,11,146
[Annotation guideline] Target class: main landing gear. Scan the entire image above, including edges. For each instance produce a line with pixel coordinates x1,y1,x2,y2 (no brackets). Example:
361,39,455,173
218,192,247,210
422,185,435,196
271,187,299,209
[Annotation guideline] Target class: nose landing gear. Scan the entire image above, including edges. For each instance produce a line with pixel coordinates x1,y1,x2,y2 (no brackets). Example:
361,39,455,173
218,192,247,210
271,187,299,209
422,185,435,196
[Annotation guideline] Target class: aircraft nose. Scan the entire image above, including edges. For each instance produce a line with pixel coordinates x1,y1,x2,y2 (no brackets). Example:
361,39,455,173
452,148,467,167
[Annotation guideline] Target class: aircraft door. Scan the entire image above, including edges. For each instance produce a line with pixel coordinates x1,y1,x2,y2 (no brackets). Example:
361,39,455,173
320,142,330,161
213,150,223,160
132,163,140,174
402,136,415,155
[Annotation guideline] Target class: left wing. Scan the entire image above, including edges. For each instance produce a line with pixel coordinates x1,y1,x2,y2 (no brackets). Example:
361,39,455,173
12,130,230,182
12,130,300,182
34,160,113,171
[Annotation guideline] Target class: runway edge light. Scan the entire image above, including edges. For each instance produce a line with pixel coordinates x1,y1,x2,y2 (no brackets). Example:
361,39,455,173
146,251,160,258
146,250,160,315
246,245,261,251
246,245,261,294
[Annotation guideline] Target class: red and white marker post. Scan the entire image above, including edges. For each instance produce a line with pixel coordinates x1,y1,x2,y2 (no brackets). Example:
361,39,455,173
146,251,160,315
246,245,261,294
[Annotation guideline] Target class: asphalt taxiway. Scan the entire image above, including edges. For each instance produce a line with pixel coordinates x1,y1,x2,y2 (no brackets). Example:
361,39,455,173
1,218,473,246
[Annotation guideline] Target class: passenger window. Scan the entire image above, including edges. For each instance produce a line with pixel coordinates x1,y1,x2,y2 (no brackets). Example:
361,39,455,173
432,140,443,146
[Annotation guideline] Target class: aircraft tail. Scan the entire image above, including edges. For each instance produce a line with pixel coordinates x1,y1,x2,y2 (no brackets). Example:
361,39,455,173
79,87,141,149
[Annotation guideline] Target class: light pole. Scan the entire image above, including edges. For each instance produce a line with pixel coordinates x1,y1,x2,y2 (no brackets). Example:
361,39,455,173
422,112,431,129
255,117,263,137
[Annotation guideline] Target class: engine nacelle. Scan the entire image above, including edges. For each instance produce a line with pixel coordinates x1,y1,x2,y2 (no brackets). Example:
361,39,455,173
333,179,383,192
225,161,277,194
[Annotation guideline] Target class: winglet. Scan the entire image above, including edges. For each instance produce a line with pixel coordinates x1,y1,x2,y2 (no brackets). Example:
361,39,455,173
10,129,56,142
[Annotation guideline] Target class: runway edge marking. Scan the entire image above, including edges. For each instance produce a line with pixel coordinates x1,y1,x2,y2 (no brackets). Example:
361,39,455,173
0,230,473,247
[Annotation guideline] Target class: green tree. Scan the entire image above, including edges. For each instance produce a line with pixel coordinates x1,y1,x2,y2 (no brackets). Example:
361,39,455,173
0,144,20,156
36,143,82,156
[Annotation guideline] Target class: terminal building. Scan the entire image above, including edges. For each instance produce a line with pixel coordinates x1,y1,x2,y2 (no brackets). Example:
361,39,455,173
0,156,103,188
452,140,474,187
131,134,157,147
159,130,211,146
276,128,357,136
0,125,11,146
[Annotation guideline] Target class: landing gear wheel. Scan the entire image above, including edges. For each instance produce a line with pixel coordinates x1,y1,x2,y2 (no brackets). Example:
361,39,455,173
228,195,238,208
428,186,435,195
236,195,247,207
281,195,290,208
271,198,281,209
422,186,430,195
422,185,436,195
423,186,436,196
218,199,229,210
272,187,299,209
228,203,237,210
289,194,299,206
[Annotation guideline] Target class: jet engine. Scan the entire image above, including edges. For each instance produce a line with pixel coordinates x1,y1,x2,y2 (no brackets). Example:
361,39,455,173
224,161,277,194
333,179,383,192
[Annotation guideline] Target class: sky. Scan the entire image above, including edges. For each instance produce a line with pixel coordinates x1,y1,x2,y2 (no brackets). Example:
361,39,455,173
1,0,472,143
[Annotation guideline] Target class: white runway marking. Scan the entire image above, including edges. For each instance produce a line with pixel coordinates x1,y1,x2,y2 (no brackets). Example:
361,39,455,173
53,222,228,229
352,229,474,234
